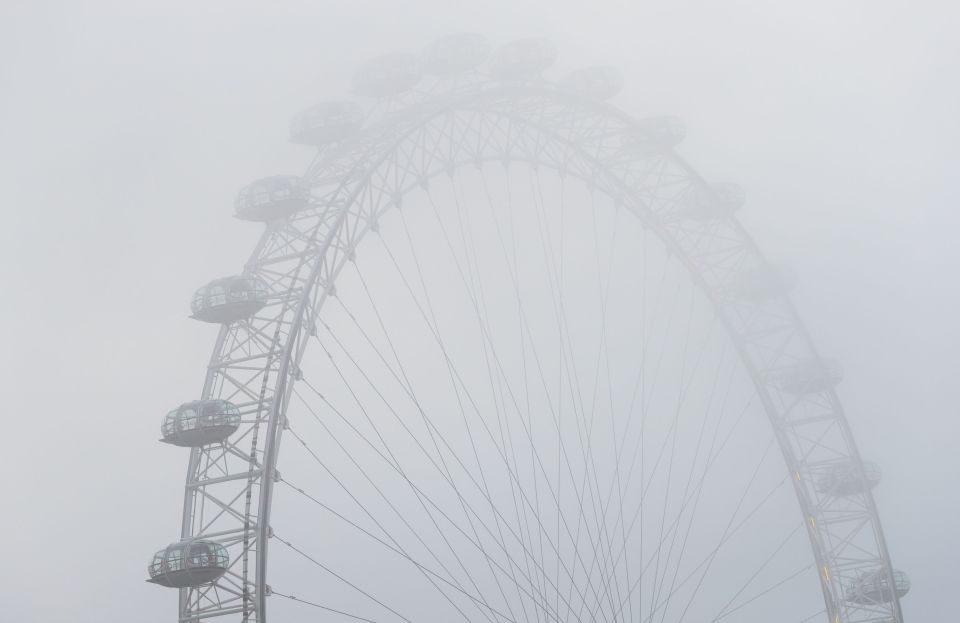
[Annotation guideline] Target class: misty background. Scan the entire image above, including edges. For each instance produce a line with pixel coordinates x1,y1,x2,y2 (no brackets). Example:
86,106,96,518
1,1,956,621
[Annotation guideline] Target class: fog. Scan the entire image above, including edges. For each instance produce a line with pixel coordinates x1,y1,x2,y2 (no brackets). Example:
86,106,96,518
1,1,956,621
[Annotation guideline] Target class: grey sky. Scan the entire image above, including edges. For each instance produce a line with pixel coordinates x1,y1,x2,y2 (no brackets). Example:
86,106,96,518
1,1,956,621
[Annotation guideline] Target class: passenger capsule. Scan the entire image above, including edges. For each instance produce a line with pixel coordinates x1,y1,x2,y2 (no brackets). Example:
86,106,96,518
422,33,490,77
561,66,624,100
680,182,745,220
730,264,797,301
846,569,910,604
618,116,686,159
635,115,686,147
191,276,269,324
161,399,240,447
816,460,881,496
774,358,843,395
489,38,557,81
148,540,229,588
290,100,365,146
235,176,309,222
353,54,422,97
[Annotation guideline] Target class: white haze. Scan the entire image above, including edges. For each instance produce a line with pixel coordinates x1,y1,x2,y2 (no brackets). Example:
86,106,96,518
1,1,957,621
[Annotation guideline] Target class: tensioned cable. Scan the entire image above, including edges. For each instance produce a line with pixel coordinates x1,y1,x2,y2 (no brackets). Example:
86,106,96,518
313,242,520,623
271,589,378,623
525,167,622,622
293,363,580,623
287,152,809,621
478,162,744,623
422,162,640,623
347,234,535,615
479,164,652,621
309,298,588,623
646,283,699,623
623,478,794,623
421,181,537,623
398,190,548,623
499,171,549,623
711,562,816,621
522,171,616,623
629,156,690,623
476,164,616,620
316,272,780,623
297,328,508,621
589,308,721,623
583,182,634,622
274,533,416,623
328,284,548,595
600,201,676,623
592,194,633,623
650,340,738,623
569,370,757,623
530,168,623,622
367,196,611,619
796,608,827,623
479,166,584,620
479,164,582,622
671,440,781,623
277,477,523,623
455,158,604,620
708,520,807,621
512,163,740,623
284,420,487,623
606,442,787,622
604,321,770,622
649,452,788,623
600,371,755,596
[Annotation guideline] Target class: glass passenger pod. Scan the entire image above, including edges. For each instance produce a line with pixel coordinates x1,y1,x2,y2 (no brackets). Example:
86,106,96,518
816,460,881,496
846,569,910,604
775,357,843,395
161,399,241,447
147,540,229,588
191,275,270,324
235,175,309,222
679,182,746,221
561,66,624,101
730,264,797,301
489,38,558,81
636,115,686,147
422,33,490,77
617,116,686,160
290,100,365,146
353,54,422,97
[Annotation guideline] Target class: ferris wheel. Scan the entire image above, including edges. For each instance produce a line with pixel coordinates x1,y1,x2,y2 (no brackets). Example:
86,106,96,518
147,34,909,623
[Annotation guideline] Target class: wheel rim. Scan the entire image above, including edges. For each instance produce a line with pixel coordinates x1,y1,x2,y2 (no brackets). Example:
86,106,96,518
166,76,904,623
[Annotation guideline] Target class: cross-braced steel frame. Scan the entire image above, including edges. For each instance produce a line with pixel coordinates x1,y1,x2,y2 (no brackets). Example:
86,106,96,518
173,80,903,623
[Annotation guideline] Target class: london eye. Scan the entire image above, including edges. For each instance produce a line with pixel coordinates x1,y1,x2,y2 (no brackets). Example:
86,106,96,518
148,34,908,623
